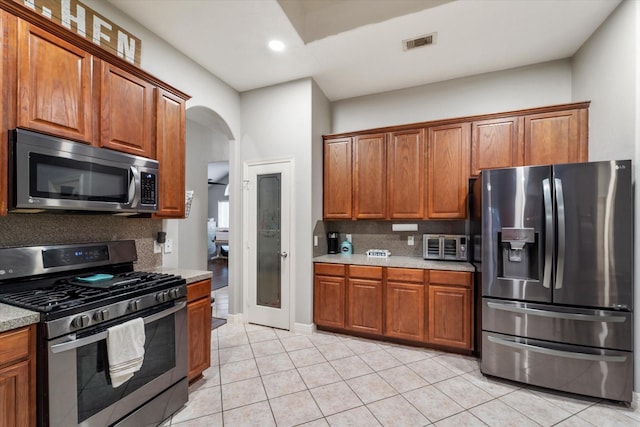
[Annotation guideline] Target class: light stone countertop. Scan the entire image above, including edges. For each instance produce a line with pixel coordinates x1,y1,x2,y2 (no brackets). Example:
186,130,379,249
314,254,475,272
149,267,212,284
0,304,40,333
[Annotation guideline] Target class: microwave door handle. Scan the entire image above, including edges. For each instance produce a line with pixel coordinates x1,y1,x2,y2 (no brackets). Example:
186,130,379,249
129,166,140,207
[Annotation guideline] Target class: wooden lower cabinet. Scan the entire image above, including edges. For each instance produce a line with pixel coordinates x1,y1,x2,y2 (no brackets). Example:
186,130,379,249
427,270,473,350
347,266,383,334
187,279,212,383
313,263,474,353
314,263,346,328
385,268,425,341
0,325,36,427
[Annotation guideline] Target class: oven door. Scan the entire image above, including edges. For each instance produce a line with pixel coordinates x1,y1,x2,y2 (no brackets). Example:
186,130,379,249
46,300,188,427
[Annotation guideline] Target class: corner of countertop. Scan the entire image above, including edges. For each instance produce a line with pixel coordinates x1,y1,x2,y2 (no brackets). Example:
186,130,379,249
148,267,213,284
0,304,40,333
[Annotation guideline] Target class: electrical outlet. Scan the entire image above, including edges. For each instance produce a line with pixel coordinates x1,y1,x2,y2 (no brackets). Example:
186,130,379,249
164,239,173,253
154,241,163,254
314,235,318,246
408,235,414,246
346,234,352,243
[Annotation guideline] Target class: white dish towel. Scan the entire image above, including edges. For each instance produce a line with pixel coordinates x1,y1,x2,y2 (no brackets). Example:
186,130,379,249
106,317,146,388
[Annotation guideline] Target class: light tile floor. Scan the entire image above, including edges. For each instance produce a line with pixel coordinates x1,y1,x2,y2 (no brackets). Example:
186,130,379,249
165,289,639,426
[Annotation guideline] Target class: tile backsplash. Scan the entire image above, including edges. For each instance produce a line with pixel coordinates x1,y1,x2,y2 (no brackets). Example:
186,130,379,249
0,214,162,271
313,220,467,257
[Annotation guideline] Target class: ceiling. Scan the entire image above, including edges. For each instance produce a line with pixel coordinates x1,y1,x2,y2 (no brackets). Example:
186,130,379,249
106,0,621,101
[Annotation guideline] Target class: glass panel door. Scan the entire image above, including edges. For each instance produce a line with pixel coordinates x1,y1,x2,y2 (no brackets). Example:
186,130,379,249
256,173,281,308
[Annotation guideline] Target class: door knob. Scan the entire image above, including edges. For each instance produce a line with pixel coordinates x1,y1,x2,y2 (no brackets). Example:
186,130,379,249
280,251,288,259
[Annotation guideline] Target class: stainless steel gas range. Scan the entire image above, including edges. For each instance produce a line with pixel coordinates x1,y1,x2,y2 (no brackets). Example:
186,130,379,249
0,240,188,427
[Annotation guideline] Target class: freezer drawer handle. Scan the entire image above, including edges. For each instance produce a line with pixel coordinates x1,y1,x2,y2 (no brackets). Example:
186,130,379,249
487,335,627,363
486,301,627,322
542,178,553,289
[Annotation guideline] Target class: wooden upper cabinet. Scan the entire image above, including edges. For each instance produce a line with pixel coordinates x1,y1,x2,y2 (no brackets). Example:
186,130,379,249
426,122,470,219
323,137,352,219
353,134,386,219
155,88,186,218
470,116,523,176
17,19,93,143
524,108,588,166
388,129,424,218
99,62,154,157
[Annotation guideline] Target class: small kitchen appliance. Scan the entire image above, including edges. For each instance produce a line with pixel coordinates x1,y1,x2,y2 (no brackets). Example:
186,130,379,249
480,160,633,402
423,234,469,261
9,129,159,214
327,232,339,254
0,240,187,426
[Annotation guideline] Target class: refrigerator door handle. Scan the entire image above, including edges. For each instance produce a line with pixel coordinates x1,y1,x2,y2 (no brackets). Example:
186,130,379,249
487,335,627,363
555,178,566,290
542,178,553,289
486,301,627,322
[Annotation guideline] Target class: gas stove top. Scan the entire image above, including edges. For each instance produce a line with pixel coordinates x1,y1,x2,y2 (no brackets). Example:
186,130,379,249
0,240,186,338
0,271,183,314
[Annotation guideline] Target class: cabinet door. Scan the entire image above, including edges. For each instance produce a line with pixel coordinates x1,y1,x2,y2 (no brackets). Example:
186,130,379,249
0,360,31,427
323,137,352,219
99,61,153,157
524,109,587,166
17,19,93,142
155,88,186,218
353,134,386,219
470,116,523,176
188,296,212,382
427,270,473,350
314,274,346,328
386,281,425,341
0,11,10,216
388,129,424,218
347,278,383,334
426,123,470,218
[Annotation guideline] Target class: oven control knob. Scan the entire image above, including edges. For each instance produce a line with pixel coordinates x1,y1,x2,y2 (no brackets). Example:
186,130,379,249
71,315,90,328
94,309,110,322
168,288,180,299
128,299,141,311
156,291,169,303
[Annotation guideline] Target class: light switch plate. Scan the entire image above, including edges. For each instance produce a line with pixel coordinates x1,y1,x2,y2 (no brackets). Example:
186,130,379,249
164,239,173,253
346,234,352,243
408,235,414,246
154,241,162,254
314,235,318,246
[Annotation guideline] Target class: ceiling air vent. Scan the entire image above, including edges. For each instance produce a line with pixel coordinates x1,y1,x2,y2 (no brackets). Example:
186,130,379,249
403,32,437,51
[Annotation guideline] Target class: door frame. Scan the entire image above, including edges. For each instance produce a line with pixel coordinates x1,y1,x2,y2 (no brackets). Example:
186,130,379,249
242,157,295,330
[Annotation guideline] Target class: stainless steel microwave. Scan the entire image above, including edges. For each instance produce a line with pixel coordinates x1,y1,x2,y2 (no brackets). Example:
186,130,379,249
423,234,469,261
9,129,159,213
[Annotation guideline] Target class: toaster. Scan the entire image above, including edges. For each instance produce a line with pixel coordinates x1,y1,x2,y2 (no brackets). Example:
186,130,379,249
423,234,469,261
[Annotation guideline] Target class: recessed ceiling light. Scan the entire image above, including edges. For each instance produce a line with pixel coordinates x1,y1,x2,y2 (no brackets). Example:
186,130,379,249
268,40,285,52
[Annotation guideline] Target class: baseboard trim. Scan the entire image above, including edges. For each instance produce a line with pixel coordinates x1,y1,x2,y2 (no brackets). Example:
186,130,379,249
226,313,244,325
294,322,315,335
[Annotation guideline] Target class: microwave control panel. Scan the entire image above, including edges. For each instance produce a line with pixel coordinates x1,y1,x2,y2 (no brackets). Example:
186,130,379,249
140,173,157,206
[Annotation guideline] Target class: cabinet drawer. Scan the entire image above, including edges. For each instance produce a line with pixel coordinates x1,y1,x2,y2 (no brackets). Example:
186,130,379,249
315,263,345,277
187,279,212,302
429,270,472,287
0,327,30,367
387,268,424,283
349,265,383,279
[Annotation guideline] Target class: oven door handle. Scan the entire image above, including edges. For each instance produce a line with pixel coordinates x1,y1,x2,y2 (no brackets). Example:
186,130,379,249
50,301,186,354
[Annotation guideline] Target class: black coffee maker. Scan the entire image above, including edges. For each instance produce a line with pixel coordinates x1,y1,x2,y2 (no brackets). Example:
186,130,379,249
327,232,339,254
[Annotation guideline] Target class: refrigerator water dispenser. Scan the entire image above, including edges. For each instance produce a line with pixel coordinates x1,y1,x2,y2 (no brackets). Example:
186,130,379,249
498,227,538,280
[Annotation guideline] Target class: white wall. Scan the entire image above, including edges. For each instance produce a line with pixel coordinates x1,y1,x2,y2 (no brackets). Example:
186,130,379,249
572,0,639,393
331,60,573,134
240,78,329,327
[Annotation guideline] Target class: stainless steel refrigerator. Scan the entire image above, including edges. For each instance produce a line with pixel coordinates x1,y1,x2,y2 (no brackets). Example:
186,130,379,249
480,160,633,402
